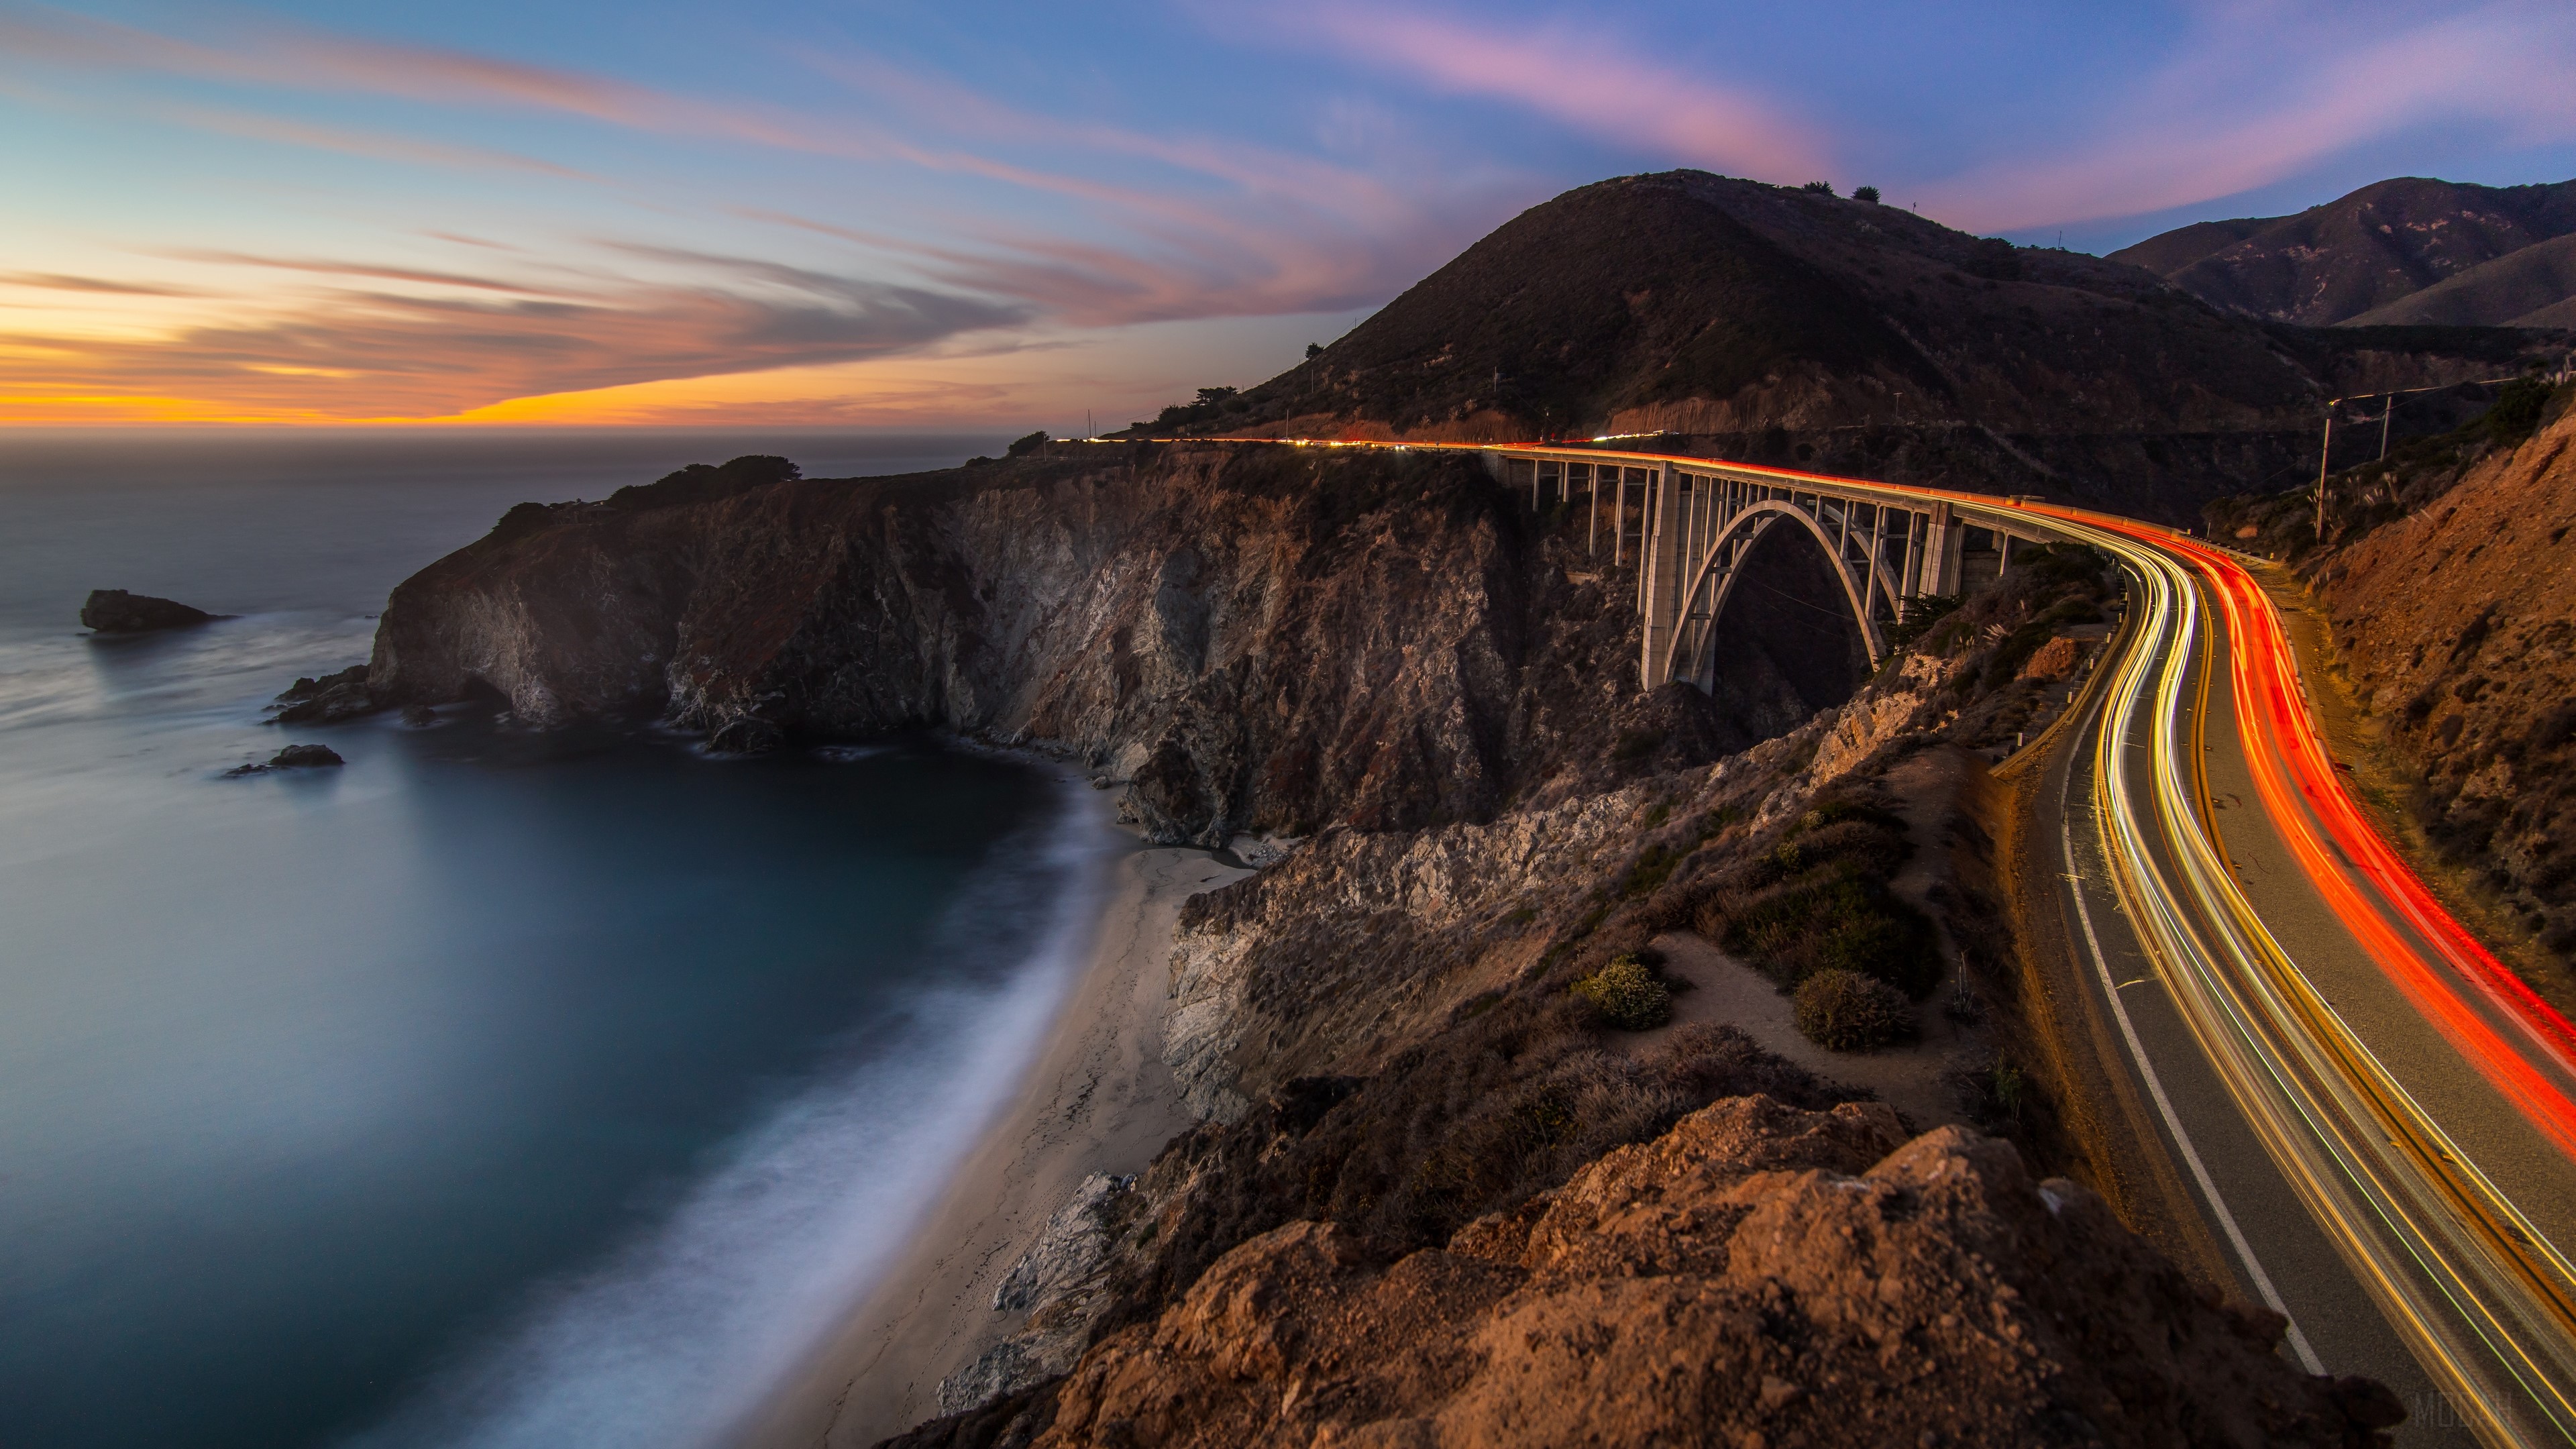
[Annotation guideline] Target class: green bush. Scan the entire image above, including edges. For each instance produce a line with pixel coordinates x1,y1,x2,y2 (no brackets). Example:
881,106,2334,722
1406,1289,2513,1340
1689,801,1941,997
1572,955,1672,1030
1801,180,1836,195
1006,429,1049,456
1852,185,1881,204
1794,969,1915,1051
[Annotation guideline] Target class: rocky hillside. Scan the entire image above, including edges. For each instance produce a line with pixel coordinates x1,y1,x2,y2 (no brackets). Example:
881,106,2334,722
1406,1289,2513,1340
966,1099,2398,1449
1155,171,2563,521
346,445,2411,1445
2112,175,2576,327
2209,381,2576,965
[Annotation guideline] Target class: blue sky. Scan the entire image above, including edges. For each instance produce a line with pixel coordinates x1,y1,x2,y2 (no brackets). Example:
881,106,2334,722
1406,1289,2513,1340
5,0,2573,425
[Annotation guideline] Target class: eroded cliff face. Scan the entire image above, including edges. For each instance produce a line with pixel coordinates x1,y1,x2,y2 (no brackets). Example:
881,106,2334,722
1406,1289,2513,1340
369,445,1740,846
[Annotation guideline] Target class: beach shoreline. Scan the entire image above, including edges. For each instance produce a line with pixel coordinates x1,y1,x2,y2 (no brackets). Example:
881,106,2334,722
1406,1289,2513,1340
735,822,1248,1449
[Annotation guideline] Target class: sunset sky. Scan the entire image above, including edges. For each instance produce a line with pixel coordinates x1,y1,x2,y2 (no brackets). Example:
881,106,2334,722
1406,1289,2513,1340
6,0,2574,429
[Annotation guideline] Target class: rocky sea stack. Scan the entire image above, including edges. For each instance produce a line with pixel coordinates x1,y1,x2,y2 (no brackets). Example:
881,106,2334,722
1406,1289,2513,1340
80,589,218,634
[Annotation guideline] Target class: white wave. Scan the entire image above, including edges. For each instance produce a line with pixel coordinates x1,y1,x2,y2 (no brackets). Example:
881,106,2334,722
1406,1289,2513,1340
343,773,1110,1449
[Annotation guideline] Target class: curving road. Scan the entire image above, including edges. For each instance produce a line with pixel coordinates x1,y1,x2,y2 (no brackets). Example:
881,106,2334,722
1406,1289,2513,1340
2033,505,2576,1447
1268,439,2576,1444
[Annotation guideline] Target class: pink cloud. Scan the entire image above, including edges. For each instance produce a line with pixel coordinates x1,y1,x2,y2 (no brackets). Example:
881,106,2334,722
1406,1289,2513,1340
1923,1,2576,231
1287,3,1833,182
0,4,855,157
3,3,1519,329
165,103,590,178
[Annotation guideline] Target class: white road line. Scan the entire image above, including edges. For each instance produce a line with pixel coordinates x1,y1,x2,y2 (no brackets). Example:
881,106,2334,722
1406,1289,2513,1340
2061,751,2326,1375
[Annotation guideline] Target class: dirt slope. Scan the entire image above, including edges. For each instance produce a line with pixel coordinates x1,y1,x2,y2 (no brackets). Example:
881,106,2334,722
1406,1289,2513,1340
2309,396,2576,957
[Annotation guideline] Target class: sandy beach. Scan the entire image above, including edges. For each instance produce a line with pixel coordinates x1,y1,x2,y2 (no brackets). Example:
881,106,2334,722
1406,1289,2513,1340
735,836,1249,1449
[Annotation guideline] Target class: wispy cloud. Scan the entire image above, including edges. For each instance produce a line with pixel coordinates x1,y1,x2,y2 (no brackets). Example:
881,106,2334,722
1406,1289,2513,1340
1279,2,1833,182
1925,0,2576,231
153,250,578,296
164,103,589,178
5,3,1516,332
751,58,1530,326
0,272,206,297
0,259,1027,421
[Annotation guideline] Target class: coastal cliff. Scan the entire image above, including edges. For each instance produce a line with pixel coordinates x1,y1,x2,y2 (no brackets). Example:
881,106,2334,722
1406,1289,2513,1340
370,446,1746,847
368,449,2400,1446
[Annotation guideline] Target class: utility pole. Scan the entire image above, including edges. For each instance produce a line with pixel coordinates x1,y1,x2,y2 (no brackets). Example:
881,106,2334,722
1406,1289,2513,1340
2315,400,2338,540
2378,394,2394,462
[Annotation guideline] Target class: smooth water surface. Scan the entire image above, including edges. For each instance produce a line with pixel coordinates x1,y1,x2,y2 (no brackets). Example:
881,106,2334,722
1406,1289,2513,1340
0,432,1112,1449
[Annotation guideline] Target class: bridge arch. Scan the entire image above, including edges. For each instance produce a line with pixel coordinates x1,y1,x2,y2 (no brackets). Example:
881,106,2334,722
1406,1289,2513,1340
1661,499,1888,688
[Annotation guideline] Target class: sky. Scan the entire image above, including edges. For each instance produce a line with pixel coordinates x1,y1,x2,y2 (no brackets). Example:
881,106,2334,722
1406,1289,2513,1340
4,0,2573,429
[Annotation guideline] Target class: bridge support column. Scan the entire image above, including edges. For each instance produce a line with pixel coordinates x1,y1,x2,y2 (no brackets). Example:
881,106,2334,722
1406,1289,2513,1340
1921,502,1965,598
1639,466,1684,690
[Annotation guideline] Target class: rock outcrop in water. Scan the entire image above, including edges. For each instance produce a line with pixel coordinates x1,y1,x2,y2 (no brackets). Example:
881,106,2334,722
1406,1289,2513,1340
272,663,383,724
80,589,217,633
224,743,345,776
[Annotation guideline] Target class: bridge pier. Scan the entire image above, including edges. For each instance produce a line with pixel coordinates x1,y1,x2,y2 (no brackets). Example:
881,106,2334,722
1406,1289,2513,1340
1638,465,1683,689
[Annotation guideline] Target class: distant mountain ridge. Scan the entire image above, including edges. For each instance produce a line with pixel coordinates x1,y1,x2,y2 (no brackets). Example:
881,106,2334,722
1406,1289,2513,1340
2111,176,2576,327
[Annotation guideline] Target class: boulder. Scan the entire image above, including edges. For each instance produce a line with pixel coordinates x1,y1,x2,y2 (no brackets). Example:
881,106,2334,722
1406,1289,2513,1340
224,743,345,777
272,664,382,724
80,590,217,633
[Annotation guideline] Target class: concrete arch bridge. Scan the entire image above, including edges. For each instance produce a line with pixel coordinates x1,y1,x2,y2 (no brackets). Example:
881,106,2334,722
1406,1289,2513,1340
1475,446,2070,694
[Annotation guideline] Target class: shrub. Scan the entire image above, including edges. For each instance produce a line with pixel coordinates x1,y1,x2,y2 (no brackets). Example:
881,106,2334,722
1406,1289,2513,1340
2486,378,2552,445
1572,955,1672,1030
1794,969,1915,1050
1006,429,1049,456
1852,184,1881,204
1611,727,1666,761
1801,180,1836,195
1964,236,2022,281
1305,342,1324,359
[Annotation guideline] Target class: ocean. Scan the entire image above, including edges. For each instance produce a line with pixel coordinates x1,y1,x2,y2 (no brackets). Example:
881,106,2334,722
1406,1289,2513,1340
0,431,1112,1449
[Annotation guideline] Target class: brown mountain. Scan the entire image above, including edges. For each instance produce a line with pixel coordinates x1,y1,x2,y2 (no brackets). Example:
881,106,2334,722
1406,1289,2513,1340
1226,170,2316,439
2349,231,2576,329
1177,170,2562,521
2112,176,2576,326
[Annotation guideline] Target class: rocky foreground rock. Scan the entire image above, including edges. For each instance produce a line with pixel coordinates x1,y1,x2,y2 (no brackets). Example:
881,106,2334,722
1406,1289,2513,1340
80,589,217,633
910,1097,2399,1449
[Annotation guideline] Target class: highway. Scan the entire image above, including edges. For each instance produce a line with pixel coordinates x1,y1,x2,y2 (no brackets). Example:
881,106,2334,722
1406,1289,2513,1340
1260,437,2576,1444
2039,508,2576,1446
